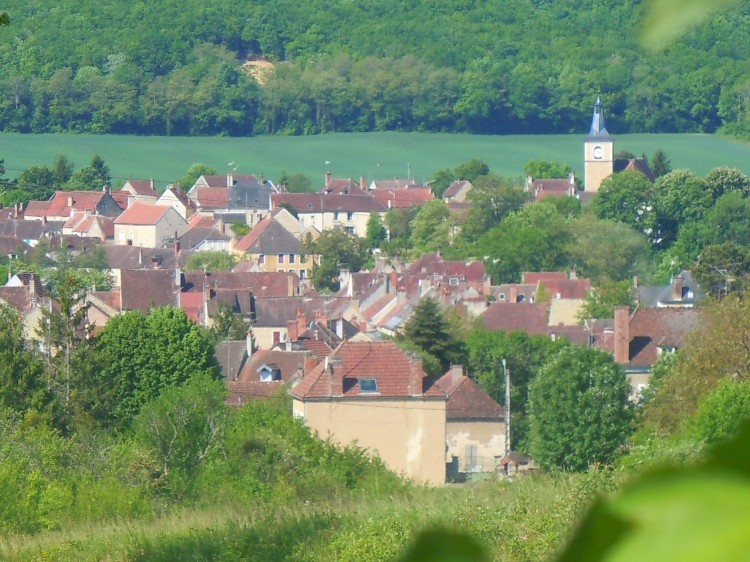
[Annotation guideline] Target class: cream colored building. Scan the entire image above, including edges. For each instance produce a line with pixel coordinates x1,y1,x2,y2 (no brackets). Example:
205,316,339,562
584,96,614,192
437,367,506,480
291,340,447,484
114,202,188,248
271,193,388,238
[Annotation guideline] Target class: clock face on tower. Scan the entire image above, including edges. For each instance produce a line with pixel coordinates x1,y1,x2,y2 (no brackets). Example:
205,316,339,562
593,145,603,160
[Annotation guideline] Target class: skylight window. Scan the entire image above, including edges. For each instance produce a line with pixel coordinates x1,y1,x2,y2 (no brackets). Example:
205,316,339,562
359,378,378,393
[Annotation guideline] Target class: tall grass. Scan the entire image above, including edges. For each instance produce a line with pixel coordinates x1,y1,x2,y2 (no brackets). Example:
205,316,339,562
0,470,620,562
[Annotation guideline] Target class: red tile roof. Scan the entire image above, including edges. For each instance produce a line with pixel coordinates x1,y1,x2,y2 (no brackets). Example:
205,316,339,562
628,308,701,366
443,180,472,199
291,340,445,400
482,302,549,335
371,187,435,208
436,371,504,420
195,187,230,209
25,191,108,219
122,179,158,198
272,193,387,213
114,201,172,225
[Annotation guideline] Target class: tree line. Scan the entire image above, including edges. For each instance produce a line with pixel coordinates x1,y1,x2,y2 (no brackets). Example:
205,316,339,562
2,1,750,136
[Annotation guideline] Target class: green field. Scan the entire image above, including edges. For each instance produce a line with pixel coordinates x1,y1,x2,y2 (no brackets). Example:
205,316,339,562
2,132,749,189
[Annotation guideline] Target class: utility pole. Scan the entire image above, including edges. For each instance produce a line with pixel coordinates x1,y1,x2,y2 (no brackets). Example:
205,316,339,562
502,358,511,457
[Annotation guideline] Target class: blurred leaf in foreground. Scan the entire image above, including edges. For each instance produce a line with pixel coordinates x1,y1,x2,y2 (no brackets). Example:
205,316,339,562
640,0,739,50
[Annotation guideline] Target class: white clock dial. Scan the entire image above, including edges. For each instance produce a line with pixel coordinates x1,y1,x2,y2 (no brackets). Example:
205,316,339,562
593,146,603,159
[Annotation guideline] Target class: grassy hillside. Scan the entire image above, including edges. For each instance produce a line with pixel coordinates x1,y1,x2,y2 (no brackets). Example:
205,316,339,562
2,132,750,189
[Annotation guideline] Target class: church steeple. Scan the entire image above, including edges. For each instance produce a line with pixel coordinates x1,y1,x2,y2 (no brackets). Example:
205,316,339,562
584,96,614,191
587,96,611,140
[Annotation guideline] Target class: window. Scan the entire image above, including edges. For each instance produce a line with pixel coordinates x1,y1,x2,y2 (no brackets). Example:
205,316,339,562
347,212,354,221
300,269,307,279
449,277,459,286
258,254,265,264
273,331,280,345
278,254,285,264
359,378,378,393
289,254,296,264
345,226,355,235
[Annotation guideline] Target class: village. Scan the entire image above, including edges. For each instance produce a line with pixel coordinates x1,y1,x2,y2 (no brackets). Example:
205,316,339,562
0,99,703,485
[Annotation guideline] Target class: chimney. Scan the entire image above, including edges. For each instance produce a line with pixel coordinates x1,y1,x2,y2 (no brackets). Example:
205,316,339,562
339,268,351,295
138,248,143,266
614,306,630,364
390,271,398,294
150,179,155,191
672,274,684,301
329,357,343,396
67,196,73,207
288,273,295,297
287,318,299,342
296,308,307,337
151,256,159,269
410,354,424,396
174,267,183,288
358,320,367,333
246,329,254,361
303,353,318,376
360,176,366,190
325,171,332,186
509,285,518,303
174,237,180,258
203,284,212,327
451,364,464,385
12,203,17,219
227,172,234,186
315,309,328,326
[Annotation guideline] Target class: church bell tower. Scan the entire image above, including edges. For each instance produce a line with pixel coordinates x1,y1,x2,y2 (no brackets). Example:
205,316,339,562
584,96,614,191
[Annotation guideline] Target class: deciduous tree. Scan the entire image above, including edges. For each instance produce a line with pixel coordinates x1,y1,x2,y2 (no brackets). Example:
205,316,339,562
528,346,633,471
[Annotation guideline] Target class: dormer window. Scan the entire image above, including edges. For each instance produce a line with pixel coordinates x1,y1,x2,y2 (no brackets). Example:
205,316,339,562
359,378,378,393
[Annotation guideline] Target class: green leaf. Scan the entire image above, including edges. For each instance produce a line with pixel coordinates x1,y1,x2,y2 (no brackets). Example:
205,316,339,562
640,0,739,50
398,528,489,562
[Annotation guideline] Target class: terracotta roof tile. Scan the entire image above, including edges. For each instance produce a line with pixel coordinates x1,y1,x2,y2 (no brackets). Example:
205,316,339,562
291,340,445,400
482,302,549,335
436,371,504,420
272,193,388,213
114,201,171,225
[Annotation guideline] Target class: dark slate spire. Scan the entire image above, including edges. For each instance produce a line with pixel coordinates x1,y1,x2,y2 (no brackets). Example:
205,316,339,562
587,96,611,140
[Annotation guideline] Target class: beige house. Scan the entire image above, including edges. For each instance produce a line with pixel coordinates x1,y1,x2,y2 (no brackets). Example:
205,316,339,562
291,340,447,484
234,215,316,278
436,367,506,481
271,193,387,238
114,202,188,248
156,185,196,220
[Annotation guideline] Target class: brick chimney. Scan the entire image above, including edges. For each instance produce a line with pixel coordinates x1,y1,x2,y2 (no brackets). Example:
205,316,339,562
287,319,299,342
245,329,255,362
339,268,352,296
296,308,307,337
315,309,328,326
509,285,518,303
614,306,630,364
329,357,343,396
303,353,318,376
410,354,424,396
360,176,367,190
390,271,398,294
672,274,684,301
325,171,332,186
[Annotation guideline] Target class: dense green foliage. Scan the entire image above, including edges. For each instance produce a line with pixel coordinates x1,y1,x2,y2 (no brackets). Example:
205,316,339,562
2,1,750,137
400,297,466,377
528,347,633,471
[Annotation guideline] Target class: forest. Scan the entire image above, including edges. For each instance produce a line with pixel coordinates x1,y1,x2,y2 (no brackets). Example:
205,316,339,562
2,0,750,137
